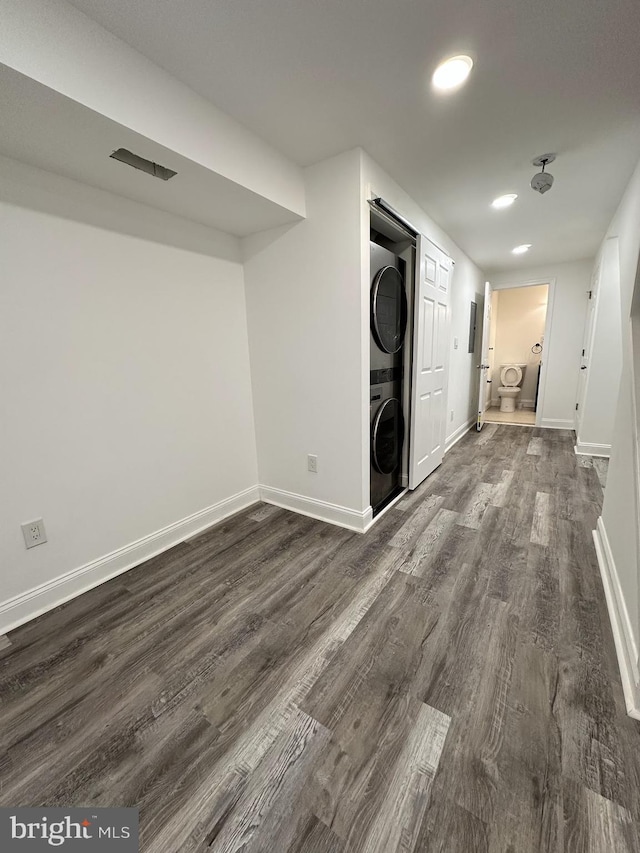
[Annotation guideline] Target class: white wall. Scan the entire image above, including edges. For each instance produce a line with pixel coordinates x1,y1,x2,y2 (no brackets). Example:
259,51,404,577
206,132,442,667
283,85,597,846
490,285,548,408
488,260,592,429
243,149,366,526
596,157,640,709
0,0,305,217
0,163,259,631
361,153,486,448
243,147,485,527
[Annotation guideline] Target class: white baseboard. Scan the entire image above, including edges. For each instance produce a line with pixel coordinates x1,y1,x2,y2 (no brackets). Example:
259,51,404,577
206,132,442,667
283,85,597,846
445,416,475,452
0,486,260,635
575,440,612,457
362,488,408,532
540,417,575,430
593,517,640,720
260,485,372,533
489,399,535,410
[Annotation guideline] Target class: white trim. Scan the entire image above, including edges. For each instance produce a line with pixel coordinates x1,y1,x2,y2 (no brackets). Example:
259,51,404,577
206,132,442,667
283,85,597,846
540,417,575,430
259,485,372,533
0,486,260,635
574,441,612,457
445,416,475,452
490,398,535,410
593,517,640,720
363,488,408,532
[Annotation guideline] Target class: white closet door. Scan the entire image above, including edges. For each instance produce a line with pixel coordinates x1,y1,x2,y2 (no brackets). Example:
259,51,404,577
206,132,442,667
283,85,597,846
409,236,452,489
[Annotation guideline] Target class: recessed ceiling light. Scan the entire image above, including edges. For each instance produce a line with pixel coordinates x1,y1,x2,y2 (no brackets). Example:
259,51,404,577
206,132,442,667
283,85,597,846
432,55,473,91
492,193,518,209
512,244,532,255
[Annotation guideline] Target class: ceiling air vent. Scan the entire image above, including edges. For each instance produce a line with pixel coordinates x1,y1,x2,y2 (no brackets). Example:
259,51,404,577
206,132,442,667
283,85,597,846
110,148,177,181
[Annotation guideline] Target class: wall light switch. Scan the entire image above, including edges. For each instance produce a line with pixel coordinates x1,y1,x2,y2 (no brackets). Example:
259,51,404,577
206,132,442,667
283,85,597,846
22,518,47,549
453,337,459,349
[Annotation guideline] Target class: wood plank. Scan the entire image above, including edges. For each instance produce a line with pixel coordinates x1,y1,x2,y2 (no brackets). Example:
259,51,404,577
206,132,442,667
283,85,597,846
285,815,345,852
388,494,444,548
428,598,519,824
476,423,499,446
458,482,497,529
208,706,330,853
486,641,563,853
418,799,489,852
353,702,450,852
399,508,459,578
563,778,640,853
248,503,281,522
531,491,552,545
490,469,515,507
527,436,543,455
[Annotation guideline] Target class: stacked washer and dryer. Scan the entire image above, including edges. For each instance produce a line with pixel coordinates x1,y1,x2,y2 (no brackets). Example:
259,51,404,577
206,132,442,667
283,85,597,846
369,241,409,514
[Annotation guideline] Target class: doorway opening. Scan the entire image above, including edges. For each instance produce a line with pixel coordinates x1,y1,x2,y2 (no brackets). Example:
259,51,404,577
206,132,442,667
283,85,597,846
482,283,550,427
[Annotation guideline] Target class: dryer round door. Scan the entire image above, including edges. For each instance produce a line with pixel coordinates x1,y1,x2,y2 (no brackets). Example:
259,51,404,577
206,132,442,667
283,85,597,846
372,398,404,474
371,265,408,354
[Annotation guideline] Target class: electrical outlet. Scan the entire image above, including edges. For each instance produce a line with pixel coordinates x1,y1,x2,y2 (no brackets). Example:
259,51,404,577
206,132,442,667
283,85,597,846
453,337,459,350
307,454,318,473
22,518,47,549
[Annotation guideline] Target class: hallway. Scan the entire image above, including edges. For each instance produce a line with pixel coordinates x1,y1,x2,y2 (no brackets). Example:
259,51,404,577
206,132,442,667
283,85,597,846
1,426,638,851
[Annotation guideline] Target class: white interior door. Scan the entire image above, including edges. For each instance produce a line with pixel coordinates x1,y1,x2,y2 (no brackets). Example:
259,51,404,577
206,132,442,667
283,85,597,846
476,281,493,430
575,263,600,436
409,236,452,489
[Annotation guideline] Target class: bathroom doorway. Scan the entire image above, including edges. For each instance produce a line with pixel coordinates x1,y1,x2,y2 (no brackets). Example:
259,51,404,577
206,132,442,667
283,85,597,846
482,282,550,426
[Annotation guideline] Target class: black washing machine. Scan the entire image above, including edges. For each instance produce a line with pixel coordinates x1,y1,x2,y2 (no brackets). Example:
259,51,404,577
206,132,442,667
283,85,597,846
370,383,405,512
370,242,408,514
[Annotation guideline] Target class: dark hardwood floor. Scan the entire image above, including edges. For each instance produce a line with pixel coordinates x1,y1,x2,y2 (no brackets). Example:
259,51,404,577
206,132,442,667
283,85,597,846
2,425,639,852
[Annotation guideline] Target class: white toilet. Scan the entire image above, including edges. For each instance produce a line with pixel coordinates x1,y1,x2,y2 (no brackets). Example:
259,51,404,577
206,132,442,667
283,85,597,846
498,364,527,412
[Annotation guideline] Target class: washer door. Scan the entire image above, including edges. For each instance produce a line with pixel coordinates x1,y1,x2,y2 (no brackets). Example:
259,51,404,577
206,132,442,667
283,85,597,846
372,398,404,474
371,266,407,354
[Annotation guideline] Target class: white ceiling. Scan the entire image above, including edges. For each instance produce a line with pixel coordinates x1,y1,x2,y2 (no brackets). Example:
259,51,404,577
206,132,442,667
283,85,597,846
0,65,302,238
60,0,640,269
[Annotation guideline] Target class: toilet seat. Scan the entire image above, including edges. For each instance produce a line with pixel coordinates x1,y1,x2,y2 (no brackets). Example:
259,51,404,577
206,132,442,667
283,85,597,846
500,365,522,386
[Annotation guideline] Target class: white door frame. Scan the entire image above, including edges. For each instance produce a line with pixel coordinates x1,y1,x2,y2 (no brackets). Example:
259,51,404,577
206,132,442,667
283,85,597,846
476,280,493,430
575,262,601,440
488,277,556,428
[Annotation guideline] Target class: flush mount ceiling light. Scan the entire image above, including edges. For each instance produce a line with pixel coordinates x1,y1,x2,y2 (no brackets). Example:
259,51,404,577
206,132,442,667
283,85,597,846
491,193,518,209
530,153,556,194
432,55,473,91
512,244,532,255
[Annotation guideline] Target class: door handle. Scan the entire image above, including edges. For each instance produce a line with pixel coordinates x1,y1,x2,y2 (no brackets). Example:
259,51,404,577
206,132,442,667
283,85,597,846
580,365,587,370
